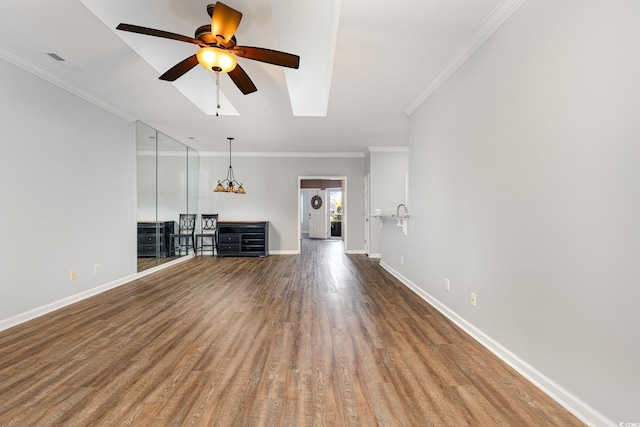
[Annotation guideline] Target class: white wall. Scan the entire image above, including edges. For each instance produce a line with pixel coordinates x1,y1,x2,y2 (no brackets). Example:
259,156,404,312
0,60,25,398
157,153,189,223
381,0,640,423
367,150,408,257
0,59,136,324
136,154,156,221
198,155,365,253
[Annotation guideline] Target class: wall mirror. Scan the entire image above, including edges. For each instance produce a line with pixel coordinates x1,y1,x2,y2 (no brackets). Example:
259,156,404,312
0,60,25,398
136,121,199,272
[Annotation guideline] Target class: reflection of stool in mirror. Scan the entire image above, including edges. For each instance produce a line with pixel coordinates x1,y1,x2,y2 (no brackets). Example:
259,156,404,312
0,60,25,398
196,214,218,256
170,213,196,256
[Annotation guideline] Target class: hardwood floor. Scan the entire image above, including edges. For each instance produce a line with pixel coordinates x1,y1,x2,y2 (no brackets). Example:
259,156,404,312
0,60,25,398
137,255,184,273
0,239,584,426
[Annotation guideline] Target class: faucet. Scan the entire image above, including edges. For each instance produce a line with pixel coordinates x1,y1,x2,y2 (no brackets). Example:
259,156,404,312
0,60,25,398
396,204,408,217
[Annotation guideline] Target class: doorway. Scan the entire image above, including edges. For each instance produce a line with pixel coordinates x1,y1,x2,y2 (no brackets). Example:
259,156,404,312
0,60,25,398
298,177,347,253
328,188,343,239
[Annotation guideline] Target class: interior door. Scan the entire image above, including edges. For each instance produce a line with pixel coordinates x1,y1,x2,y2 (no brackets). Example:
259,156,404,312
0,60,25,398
309,190,327,239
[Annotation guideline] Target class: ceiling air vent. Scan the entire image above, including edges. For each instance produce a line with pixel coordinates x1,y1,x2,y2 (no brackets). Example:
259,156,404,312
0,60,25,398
45,52,66,62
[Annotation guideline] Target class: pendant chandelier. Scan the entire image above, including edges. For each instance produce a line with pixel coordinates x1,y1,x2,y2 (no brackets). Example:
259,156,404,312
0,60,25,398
214,137,246,194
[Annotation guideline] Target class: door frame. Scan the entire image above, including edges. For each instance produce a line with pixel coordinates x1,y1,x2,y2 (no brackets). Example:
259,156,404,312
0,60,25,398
326,188,343,240
298,176,348,254
364,173,370,255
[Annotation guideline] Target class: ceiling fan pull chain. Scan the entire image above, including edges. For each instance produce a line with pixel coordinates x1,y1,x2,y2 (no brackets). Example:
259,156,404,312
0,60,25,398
216,72,221,116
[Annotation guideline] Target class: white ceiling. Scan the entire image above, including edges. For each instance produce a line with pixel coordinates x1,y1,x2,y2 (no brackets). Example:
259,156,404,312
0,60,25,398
0,0,517,153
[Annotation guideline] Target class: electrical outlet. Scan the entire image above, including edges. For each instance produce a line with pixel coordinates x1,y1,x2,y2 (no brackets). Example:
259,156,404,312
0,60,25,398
470,292,477,306
70,269,77,280
400,256,404,265
94,264,100,274
445,278,450,291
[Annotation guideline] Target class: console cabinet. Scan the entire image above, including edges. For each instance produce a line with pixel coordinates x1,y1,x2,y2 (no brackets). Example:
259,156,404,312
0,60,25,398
137,221,175,258
217,221,269,257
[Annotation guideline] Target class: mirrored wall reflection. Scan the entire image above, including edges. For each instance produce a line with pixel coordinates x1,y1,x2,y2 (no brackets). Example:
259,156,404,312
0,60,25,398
136,122,199,272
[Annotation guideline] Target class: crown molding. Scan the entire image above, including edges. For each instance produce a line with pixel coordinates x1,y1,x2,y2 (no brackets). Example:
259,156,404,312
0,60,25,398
403,0,528,116
200,151,365,158
0,43,137,123
366,146,409,154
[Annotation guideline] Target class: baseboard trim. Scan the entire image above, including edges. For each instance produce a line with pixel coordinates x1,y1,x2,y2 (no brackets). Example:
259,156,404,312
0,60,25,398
270,250,299,255
379,261,615,427
0,255,193,333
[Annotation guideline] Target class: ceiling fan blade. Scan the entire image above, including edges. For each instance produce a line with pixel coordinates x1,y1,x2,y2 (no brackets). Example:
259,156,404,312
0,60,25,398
116,23,205,47
228,64,257,95
210,2,242,46
159,55,199,81
232,46,300,69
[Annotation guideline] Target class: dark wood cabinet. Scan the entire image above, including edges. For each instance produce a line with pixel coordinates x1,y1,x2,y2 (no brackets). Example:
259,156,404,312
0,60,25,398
217,221,269,257
137,221,175,258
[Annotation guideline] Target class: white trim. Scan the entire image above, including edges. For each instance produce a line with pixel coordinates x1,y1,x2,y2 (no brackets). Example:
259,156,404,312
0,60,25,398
270,250,300,255
0,255,193,333
364,173,370,256
367,253,381,259
137,150,190,157
366,146,409,153
200,151,364,158
378,261,615,427
403,0,528,115
0,43,137,123
346,249,366,255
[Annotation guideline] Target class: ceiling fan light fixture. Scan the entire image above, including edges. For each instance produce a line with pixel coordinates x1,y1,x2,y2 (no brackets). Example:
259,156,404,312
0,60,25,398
116,3,299,95
196,46,237,73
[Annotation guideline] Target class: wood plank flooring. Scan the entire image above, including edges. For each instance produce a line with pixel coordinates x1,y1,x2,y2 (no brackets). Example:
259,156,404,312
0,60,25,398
137,255,182,273
0,239,584,426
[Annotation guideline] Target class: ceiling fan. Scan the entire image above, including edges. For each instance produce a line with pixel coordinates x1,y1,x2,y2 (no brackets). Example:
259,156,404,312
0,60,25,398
116,2,300,95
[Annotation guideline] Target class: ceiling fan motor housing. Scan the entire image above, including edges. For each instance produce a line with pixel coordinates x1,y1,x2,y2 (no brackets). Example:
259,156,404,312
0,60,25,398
195,25,216,45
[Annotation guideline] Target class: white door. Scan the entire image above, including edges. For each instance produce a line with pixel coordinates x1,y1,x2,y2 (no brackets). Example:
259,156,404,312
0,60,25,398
309,190,327,239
